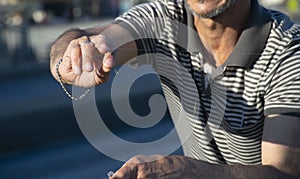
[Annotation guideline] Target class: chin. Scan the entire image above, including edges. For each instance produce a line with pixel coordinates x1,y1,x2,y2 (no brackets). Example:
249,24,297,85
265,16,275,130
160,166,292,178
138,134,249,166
186,0,237,19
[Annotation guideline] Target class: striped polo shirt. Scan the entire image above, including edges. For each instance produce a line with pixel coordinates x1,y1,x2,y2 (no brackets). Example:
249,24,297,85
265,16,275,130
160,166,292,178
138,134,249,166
114,0,300,164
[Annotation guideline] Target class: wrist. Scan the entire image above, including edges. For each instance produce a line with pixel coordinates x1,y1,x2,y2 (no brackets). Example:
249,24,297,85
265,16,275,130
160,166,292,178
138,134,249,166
173,155,207,178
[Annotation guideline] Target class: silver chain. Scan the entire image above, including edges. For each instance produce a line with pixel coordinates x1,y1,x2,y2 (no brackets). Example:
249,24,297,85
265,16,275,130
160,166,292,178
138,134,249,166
56,58,90,101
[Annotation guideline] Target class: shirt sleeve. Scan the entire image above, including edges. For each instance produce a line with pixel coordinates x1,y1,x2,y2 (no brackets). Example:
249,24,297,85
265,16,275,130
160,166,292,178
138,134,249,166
113,1,168,56
264,42,300,117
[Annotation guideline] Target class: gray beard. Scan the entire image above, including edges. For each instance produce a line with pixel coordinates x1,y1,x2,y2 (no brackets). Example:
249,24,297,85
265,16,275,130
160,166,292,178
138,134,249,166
186,0,237,19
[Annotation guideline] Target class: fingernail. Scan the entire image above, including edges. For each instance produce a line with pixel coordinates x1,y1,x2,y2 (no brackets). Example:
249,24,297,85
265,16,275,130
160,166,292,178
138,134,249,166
74,66,81,75
104,57,115,67
84,62,93,71
107,171,115,178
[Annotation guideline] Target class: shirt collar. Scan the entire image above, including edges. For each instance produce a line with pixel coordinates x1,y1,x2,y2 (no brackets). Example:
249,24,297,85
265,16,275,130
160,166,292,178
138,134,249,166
184,0,272,70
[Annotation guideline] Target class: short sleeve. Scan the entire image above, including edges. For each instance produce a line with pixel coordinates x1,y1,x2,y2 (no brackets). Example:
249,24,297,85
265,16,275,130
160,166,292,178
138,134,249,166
264,44,300,117
113,1,168,56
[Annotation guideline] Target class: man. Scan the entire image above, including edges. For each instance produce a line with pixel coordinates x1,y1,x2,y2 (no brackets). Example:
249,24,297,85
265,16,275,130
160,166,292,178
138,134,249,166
50,0,300,178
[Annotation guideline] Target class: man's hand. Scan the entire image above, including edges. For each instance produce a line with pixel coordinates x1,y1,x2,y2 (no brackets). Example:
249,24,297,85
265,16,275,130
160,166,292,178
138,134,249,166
110,155,199,179
58,34,115,88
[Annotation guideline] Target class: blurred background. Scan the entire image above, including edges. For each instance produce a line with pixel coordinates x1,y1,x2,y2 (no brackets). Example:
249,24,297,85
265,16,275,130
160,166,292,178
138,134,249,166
0,0,299,179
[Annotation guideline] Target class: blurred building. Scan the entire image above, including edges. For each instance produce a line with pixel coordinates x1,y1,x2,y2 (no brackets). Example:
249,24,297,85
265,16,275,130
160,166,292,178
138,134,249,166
0,0,146,76
260,0,300,18
0,0,299,76
0,0,147,26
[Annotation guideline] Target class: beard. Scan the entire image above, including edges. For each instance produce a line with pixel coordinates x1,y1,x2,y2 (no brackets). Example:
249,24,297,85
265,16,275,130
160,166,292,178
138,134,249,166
186,0,237,19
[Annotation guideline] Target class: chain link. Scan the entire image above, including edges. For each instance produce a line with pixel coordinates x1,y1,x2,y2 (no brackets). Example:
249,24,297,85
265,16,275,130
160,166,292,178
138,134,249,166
56,58,90,101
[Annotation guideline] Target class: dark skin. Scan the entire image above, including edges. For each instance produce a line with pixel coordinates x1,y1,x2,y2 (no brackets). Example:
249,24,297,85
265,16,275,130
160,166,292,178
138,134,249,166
50,0,300,178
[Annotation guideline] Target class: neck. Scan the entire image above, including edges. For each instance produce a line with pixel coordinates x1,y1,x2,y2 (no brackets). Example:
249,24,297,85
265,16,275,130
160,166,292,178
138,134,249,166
193,0,251,66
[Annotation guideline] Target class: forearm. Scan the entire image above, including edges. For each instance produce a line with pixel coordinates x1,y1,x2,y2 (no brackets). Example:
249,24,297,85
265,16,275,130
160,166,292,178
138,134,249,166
96,24,138,66
175,156,293,179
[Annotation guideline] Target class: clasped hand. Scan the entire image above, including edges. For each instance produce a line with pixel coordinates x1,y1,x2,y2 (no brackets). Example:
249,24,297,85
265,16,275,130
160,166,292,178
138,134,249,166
110,155,196,179
58,34,115,88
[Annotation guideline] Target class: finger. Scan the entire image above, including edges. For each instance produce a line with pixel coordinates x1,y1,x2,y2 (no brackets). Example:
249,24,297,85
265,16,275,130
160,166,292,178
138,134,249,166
91,34,111,54
64,39,82,75
98,52,115,75
60,55,71,72
111,165,136,179
80,40,95,72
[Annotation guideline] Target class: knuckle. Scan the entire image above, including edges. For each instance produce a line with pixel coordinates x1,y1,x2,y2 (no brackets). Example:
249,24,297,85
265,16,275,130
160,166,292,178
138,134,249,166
81,36,89,41
81,43,94,50
79,36,91,45
134,155,146,160
137,164,148,179
70,39,78,46
68,46,80,57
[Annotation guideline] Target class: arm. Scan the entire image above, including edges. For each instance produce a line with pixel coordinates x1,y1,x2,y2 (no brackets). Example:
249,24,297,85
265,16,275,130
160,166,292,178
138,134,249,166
262,115,300,177
50,1,163,88
49,23,137,88
111,115,300,179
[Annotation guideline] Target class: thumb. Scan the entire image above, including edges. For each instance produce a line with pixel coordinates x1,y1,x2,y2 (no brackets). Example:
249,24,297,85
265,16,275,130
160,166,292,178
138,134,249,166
101,53,115,74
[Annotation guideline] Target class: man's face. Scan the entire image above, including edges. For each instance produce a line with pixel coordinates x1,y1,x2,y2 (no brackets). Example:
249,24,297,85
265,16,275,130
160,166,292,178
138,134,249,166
186,0,237,18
